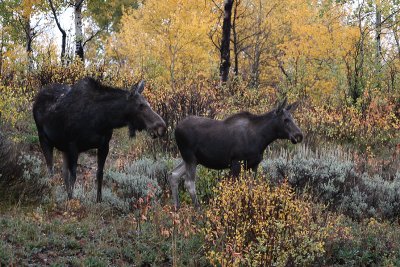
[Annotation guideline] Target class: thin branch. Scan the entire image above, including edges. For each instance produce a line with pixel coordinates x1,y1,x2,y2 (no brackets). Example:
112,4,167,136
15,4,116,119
48,0,66,37
209,12,223,50
381,8,400,26
83,27,105,47
48,0,67,62
211,0,223,12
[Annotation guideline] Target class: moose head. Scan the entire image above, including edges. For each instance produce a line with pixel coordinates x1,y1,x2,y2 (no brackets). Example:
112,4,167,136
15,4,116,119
127,80,166,138
275,97,303,144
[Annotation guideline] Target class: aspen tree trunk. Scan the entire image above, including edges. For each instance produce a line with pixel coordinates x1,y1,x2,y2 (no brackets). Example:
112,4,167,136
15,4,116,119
375,5,382,89
375,7,382,65
74,0,84,61
0,28,4,77
394,27,400,58
24,19,34,71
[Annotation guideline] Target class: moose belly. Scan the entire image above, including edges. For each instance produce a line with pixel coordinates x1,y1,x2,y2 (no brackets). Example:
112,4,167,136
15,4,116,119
45,126,110,152
195,148,231,170
75,136,107,151
241,154,263,170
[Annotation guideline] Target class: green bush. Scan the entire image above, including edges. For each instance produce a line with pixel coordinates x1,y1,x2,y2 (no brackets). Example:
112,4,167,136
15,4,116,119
129,203,207,267
0,240,13,266
0,125,22,189
177,166,221,207
0,124,49,202
322,217,400,266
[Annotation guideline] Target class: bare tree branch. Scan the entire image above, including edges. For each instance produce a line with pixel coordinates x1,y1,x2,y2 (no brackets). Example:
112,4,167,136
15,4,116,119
48,0,67,63
83,27,106,47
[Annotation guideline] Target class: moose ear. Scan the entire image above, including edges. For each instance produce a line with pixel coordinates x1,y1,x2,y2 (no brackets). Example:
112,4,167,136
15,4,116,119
286,101,300,112
276,97,287,114
135,80,145,94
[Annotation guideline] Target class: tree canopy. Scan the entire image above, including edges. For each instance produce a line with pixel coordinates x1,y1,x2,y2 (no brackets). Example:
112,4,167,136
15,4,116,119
0,0,398,105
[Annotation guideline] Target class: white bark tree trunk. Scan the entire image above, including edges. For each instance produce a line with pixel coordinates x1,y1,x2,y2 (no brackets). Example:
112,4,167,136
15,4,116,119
375,6,382,66
375,4,382,89
74,0,84,61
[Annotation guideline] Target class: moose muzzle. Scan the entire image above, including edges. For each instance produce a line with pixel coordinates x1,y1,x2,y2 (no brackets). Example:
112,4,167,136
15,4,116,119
149,122,167,138
290,132,303,144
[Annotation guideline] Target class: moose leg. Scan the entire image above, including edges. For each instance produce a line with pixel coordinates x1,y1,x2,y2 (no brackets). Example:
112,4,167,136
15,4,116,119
62,152,71,198
96,143,109,203
252,166,258,178
63,148,79,200
169,161,186,210
251,154,263,179
184,162,199,209
38,134,54,175
251,162,262,179
230,160,241,178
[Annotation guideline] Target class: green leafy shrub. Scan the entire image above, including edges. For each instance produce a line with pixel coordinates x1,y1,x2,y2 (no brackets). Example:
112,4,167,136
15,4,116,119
177,166,222,207
0,125,22,189
0,124,49,202
0,240,13,266
262,145,400,220
0,202,207,266
195,166,221,205
204,177,328,266
128,204,206,266
322,216,400,266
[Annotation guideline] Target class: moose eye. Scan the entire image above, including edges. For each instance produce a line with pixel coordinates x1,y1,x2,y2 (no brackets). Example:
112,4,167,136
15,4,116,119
284,118,290,124
139,103,146,109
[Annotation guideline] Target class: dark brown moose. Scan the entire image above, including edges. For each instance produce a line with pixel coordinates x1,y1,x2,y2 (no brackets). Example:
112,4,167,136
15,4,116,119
169,98,303,209
33,77,166,202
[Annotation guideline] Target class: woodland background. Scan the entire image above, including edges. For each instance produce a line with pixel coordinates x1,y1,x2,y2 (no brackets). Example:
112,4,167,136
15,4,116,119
0,0,399,266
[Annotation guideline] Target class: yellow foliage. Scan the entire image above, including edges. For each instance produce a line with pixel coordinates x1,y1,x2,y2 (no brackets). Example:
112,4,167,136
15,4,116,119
206,0,360,103
276,1,359,103
109,0,218,86
22,0,41,18
1,44,28,72
0,85,34,128
204,177,329,266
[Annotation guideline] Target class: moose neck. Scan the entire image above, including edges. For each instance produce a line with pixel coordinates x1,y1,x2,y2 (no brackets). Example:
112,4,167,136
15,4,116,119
98,92,131,130
256,111,283,149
